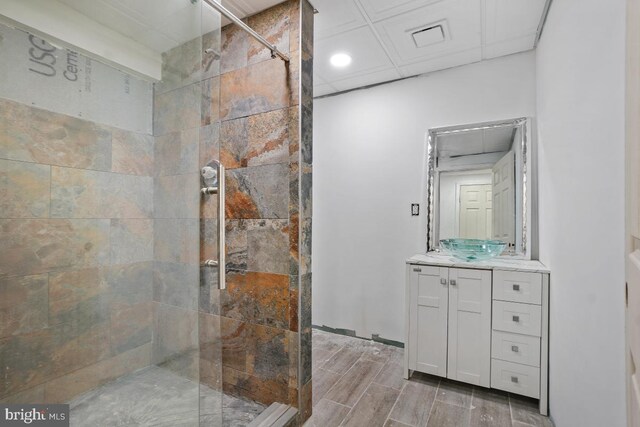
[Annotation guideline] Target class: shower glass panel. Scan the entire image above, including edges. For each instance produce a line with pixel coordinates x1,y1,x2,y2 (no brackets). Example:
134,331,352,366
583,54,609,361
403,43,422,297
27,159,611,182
152,2,224,427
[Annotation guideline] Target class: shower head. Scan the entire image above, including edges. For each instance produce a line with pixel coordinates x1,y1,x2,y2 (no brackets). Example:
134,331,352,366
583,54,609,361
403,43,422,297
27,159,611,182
204,48,221,60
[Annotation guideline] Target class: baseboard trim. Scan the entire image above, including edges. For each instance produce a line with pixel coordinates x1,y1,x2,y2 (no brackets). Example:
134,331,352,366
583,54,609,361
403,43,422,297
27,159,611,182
312,324,404,348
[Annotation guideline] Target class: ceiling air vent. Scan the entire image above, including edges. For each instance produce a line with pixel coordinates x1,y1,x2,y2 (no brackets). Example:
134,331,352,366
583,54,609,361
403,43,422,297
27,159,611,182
411,25,445,48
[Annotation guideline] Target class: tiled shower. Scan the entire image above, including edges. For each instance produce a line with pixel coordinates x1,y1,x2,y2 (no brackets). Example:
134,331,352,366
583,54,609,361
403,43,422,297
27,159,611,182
0,0,313,425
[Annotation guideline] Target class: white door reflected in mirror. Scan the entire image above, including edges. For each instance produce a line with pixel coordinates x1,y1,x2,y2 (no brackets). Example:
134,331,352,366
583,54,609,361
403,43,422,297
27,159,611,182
459,184,493,240
492,151,515,246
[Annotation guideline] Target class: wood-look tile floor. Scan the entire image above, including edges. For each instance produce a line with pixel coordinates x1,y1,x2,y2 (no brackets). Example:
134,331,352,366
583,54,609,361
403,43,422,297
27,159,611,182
305,330,554,427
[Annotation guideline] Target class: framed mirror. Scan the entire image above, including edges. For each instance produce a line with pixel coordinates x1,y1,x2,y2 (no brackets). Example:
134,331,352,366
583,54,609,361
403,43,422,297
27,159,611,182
426,117,532,258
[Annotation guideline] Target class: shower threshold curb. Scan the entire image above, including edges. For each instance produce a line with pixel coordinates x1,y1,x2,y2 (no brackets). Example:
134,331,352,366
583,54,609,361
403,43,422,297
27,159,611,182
247,402,298,427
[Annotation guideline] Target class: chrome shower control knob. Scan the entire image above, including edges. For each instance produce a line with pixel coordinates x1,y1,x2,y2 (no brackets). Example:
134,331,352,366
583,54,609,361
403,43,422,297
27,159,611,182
201,165,218,187
201,166,217,180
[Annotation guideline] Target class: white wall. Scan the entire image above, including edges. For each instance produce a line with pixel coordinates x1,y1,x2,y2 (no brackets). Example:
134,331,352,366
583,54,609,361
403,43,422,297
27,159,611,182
312,51,536,342
536,0,626,426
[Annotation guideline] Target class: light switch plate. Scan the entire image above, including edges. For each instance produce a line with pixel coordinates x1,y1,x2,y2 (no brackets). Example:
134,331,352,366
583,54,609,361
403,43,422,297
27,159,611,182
411,204,419,216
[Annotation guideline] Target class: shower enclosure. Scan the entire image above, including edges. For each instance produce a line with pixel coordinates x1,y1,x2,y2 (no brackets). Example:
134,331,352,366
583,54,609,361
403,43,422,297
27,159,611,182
0,0,313,425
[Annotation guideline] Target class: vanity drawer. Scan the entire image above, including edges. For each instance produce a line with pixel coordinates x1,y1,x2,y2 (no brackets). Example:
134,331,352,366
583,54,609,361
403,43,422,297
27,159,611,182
491,359,540,398
491,331,541,367
492,301,542,337
493,271,542,305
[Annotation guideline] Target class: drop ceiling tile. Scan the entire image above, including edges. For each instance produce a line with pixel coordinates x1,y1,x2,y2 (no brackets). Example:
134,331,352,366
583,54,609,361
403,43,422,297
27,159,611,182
315,25,394,81
313,0,367,39
482,34,535,59
373,0,482,66
358,0,447,22
329,67,402,92
398,47,481,76
484,0,546,44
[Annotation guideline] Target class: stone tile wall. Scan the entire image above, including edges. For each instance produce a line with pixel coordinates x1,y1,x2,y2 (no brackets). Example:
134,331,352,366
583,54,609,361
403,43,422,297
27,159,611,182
191,1,313,423
298,0,314,421
199,1,301,403
0,97,155,403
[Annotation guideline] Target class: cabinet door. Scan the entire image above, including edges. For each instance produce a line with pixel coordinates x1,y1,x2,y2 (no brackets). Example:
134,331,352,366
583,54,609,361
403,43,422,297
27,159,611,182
447,268,492,387
409,265,448,377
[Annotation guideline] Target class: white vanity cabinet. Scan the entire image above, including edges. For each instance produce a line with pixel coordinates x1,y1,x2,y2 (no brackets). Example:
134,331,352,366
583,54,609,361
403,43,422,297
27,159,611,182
405,254,550,415
406,265,492,386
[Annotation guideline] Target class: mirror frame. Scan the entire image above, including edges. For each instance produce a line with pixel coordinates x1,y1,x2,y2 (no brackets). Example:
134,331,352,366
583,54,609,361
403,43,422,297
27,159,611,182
426,117,532,259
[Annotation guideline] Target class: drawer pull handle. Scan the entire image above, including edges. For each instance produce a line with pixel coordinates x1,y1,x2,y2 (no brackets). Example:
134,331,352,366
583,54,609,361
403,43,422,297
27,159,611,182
450,279,457,286
512,284,520,291
511,376,519,384
511,345,519,353
440,278,447,285
512,315,520,323
413,268,422,272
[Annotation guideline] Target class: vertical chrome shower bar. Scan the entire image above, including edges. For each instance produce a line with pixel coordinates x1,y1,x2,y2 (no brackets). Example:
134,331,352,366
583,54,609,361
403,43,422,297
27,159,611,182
201,160,226,290
218,162,225,290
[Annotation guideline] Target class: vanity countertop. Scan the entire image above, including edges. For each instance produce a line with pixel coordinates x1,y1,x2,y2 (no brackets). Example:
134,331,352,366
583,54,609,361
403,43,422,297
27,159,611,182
407,253,550,273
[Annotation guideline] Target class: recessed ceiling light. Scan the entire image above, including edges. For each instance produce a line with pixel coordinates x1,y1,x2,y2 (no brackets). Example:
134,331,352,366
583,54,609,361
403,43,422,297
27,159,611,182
330,53,352,68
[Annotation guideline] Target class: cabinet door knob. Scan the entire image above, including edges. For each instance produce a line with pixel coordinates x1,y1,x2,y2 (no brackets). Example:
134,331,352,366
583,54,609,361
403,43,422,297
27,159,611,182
511,376,519,384
413,268,422,272
512,284,520,291
450,279,457,286
512,315,520,323
511,345,519,353
440,278,447,285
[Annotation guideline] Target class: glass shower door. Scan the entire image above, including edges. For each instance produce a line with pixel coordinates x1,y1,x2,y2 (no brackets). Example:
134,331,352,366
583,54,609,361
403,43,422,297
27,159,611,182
0,0,225,425
152,1,227,425
198,2,226,426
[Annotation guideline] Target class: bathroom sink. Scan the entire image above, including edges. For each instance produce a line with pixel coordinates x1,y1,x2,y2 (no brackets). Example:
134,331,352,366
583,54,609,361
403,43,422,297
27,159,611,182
440,239,507,262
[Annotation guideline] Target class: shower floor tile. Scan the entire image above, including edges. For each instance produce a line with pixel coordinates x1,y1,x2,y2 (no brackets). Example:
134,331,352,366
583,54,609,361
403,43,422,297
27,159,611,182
69,366,265,427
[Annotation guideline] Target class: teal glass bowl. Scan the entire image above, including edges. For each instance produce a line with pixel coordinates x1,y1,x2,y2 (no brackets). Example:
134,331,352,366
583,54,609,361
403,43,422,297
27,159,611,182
440,239,507,262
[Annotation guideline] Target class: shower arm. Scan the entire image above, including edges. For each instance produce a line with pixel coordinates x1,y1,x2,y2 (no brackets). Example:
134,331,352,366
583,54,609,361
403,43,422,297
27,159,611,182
201,0,290,62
